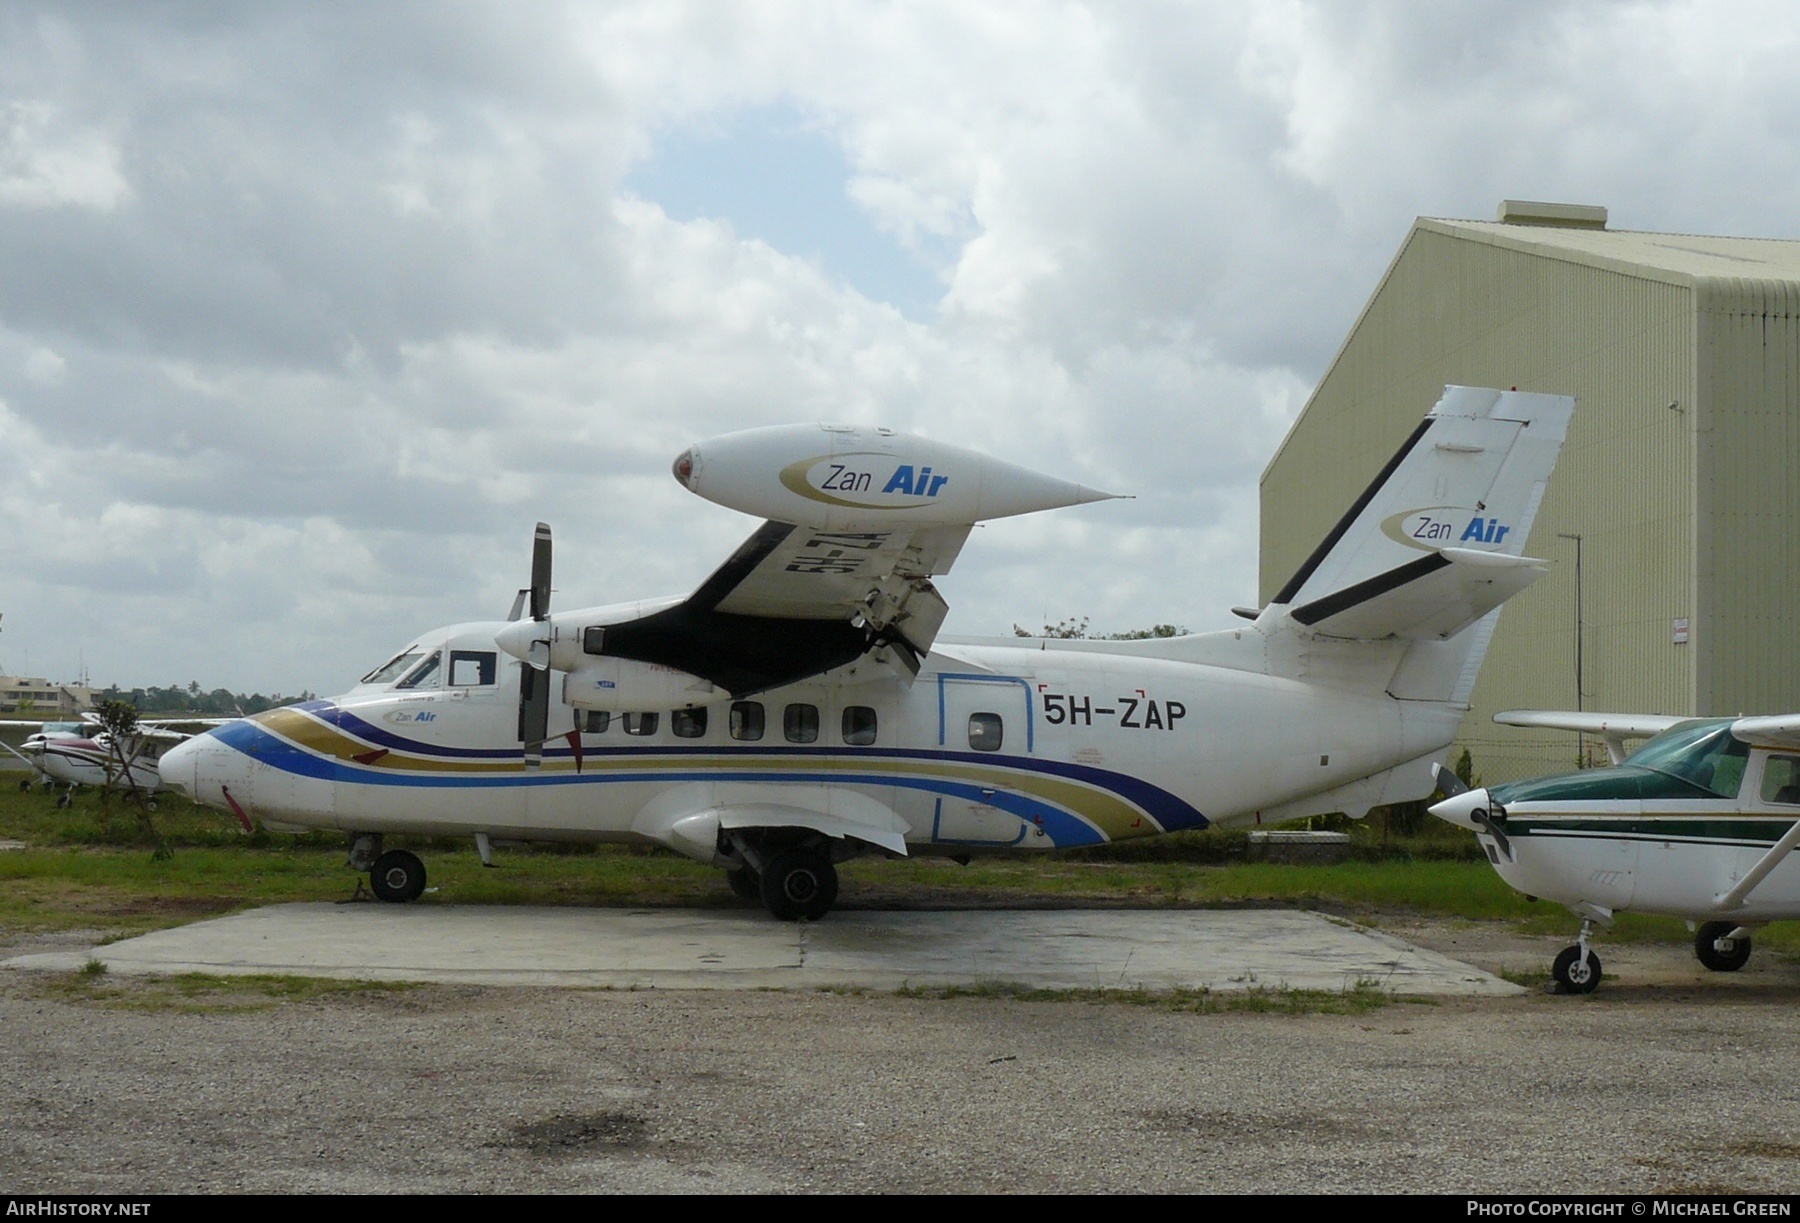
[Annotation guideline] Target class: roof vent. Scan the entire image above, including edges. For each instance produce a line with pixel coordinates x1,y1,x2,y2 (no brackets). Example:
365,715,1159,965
1496,200,1608,230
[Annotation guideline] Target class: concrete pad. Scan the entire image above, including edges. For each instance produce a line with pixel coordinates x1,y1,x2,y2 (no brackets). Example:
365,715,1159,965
4,904,1520,995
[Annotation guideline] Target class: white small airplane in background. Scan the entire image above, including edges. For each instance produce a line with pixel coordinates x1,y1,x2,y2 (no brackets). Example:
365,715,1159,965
1432,710,1800,993
165,386,1574,920
2,718,227,811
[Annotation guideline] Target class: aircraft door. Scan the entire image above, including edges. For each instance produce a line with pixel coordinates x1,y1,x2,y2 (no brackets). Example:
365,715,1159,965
931,676,1038,847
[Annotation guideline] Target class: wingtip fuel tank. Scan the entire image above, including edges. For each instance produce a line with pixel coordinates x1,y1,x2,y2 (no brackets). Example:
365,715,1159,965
672,423,1122,529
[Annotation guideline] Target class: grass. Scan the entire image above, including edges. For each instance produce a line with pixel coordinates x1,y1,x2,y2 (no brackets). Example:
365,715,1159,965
37,968,418,1012
3,774,1795,961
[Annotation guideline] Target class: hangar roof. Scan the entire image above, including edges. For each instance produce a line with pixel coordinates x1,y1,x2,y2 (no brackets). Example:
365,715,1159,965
1420,218,1800,287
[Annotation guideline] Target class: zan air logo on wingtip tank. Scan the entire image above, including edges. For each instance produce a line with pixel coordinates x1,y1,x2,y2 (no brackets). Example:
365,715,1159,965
1382,507,1514,550
780,452,952,509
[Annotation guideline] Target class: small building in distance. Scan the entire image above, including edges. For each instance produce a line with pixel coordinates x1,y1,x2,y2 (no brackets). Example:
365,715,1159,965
0,675,97,717
1260,201,1800,782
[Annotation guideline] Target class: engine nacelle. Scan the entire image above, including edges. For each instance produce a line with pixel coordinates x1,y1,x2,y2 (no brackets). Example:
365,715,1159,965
672,423,1119,530
561,659,722,712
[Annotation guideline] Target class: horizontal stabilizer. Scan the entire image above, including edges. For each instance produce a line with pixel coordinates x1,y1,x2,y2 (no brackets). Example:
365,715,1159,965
1293,547,1547,641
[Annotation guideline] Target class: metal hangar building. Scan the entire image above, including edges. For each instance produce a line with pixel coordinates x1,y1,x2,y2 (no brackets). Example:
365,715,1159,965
1259,201,1800,781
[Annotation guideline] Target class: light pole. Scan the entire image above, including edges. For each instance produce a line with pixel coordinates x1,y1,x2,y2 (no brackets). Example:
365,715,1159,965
1558,532,1585,764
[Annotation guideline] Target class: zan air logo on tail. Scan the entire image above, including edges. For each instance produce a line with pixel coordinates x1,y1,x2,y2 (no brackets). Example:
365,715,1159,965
780,453,953,510
1382,507,1514,550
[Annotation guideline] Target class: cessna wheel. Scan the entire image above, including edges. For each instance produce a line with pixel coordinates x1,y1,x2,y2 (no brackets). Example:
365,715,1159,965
1551,945,1602,994
369,849,427,903
726,867,762,903
1694,922,1753,972
759,848,838,922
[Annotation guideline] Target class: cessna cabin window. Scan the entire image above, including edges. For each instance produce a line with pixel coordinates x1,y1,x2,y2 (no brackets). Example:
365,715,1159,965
622,712,659,736
1762,755,1800,805
968,712,1003,752
730,702,765,741
449,650,498,687
784,703,819,744
1628,722,1750,798
672,708,707,739
842,706,877,746
362,649,424,685
395,651,441,690
580,710,610,734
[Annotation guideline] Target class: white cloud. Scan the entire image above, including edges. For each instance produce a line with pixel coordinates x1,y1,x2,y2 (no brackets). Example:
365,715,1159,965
0,101,131,211
0,1,1796,693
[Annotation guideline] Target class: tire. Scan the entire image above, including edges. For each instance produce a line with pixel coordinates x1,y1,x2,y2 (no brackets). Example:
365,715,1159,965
1552,945,1602,994
1694,922,1753,972
726,867,762,902
758,848,838,922
369,849,427,903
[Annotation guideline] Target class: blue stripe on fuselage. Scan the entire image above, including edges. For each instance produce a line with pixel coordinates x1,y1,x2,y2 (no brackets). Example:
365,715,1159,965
211,717,1209,845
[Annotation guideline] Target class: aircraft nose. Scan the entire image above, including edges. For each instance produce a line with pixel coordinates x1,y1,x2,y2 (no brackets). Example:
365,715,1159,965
1428,787,1491,831
159,734,203,798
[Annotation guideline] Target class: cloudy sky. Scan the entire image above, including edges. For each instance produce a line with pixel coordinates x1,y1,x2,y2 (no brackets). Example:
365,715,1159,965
2,1,1795,695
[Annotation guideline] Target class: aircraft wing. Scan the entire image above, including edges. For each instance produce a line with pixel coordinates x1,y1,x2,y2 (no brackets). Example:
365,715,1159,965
1729,715,1800,749
588,520,969,696
1494,710,1692,738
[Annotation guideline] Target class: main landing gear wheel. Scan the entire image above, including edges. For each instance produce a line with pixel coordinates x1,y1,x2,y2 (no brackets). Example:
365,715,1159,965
759,848,838,922
1694,922,1753,972
369,849,427,903
726,867,761,903
1552,944,1602,994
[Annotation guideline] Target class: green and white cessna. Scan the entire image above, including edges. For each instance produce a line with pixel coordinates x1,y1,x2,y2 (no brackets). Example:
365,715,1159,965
1432,711,1800,993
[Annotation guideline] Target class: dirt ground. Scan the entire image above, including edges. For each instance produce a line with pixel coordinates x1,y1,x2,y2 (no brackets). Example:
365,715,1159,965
3,912,1798,1195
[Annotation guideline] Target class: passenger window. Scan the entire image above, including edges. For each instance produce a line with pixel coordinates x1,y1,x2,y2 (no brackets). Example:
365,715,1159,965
1762,755,1800,805
842,706,877,746
784,703,819,744
730,701,765,742
449,650,497,687
623,712,659,737
672,708,707,739
580,710,610,734
396,651,441,690
968,712,1003,752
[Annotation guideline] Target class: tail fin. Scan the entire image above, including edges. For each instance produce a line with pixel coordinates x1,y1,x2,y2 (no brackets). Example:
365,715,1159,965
1264,386,1573,690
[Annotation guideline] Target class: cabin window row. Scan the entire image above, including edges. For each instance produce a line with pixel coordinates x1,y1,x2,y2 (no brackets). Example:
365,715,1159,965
577,702,880,746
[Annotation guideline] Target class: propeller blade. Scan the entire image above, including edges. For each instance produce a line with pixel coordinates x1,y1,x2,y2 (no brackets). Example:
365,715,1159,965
1431,761,1469,799
518,662,550,752
507,588,528,622
529,522,552,621
516,521,554,761
1470,805,1513,861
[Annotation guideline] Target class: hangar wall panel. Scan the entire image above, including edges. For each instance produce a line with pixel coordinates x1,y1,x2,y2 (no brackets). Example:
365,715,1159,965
1695,280,1800,716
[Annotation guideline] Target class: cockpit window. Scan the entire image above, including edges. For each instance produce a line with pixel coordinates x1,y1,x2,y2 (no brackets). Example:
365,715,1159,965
362,649,424,685
1625,721,1749,798
448,650,497,687
395,651,442,690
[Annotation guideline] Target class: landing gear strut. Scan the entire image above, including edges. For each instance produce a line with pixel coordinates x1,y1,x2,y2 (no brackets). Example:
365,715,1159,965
1552,919,1603,994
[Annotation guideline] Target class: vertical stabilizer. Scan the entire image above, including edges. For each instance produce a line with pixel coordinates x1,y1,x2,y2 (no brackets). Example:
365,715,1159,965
1261,387,1573,693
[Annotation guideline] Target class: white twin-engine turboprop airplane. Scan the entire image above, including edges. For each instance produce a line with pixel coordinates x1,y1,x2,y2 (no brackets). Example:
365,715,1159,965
163,386,1574,920
1432,710,1800,994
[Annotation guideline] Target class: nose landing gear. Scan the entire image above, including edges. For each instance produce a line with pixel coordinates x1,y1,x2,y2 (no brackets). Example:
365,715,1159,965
1551,916,1604,994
